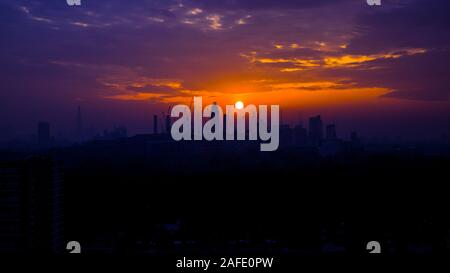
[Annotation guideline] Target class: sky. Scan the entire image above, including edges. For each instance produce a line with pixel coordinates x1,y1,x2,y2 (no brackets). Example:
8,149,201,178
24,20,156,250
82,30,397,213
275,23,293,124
0,0,449,140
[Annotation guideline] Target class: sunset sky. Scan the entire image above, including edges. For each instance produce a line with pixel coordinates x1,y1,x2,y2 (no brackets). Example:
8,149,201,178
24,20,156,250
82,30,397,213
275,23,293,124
0,0,449,140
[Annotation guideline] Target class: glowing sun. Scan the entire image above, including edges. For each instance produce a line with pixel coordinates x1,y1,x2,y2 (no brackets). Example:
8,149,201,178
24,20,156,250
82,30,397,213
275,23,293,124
235,101,244,110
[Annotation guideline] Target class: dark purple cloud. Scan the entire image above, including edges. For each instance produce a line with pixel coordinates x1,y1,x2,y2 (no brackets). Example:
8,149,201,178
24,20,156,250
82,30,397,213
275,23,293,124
0,0,449,139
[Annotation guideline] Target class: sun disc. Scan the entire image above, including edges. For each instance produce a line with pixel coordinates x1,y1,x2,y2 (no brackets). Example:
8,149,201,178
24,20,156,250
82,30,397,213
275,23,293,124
235,101,244,110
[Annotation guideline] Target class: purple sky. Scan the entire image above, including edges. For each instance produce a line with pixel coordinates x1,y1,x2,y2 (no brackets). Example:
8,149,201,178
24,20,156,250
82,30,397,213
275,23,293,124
0,0,449,140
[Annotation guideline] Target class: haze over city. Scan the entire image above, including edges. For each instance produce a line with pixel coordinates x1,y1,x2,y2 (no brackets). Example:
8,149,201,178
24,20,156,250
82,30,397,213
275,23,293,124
1,0,449,141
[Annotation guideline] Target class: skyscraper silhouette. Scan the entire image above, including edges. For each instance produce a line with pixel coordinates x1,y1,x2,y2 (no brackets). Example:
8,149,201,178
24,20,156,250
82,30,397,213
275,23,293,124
326,124,337,140
309,115,323,146
0,158,64,254
351,131,360,145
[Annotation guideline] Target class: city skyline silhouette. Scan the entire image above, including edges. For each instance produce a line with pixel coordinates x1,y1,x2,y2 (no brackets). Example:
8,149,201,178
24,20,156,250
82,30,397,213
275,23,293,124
0,0,449,260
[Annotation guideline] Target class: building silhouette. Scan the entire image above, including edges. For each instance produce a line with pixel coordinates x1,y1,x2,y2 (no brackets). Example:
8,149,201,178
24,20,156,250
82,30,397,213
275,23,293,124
165,114,171,134
0,157,64,254
294,124,308,147
280,124,294,147
326,124,337,140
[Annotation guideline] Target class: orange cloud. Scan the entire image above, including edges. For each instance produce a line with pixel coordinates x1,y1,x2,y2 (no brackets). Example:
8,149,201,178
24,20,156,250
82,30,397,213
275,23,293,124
324,48,427,67
244,47,427,72
104,92,164,101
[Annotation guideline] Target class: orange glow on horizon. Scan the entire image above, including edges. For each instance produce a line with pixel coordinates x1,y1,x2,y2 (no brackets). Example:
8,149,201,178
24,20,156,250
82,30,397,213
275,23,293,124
104,86,393,110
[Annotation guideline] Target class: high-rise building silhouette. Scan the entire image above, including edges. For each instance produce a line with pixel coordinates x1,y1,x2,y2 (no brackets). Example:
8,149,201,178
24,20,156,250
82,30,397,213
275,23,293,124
294,124,308,146
0,158,64,254
38,122,50,148
309,115,323,146
326,124,337,140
